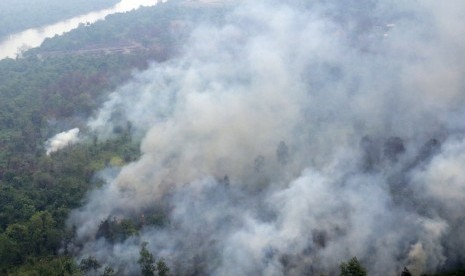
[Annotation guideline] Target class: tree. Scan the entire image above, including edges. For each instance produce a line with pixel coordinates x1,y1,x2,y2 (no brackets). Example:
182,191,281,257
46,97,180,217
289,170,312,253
27,211,61,255
340,257,367,276
138,242,156,276
101,265,116,276
157,259,170,276
0,233,22,268
79,256,101,273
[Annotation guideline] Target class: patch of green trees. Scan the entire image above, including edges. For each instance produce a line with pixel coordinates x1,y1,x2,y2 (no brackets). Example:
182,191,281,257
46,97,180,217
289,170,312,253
36,1,228,54
0,2,208,273
0,38,149,275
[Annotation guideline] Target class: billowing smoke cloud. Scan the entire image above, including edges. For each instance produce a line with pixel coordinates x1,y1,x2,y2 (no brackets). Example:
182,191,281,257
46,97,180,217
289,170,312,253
46,128,80,155
68,0,465,275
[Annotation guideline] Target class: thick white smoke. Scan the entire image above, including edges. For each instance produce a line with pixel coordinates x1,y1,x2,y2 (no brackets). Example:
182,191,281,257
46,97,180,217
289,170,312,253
68,0,465,275
45,128,80,155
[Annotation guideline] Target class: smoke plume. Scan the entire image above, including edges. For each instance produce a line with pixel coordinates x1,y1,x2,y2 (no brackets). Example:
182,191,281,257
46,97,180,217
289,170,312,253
68,0,465,275
46,128,80,155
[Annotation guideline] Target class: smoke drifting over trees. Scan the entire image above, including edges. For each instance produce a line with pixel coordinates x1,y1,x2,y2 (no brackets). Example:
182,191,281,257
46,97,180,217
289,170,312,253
67,0,465,275
46,128,80,155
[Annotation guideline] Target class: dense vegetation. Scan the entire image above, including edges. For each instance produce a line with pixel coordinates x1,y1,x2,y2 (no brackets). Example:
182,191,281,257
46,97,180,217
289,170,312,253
36,0,226,53
0,52,146,274
0,1,463,275
0,2,229,274
0,0,119,40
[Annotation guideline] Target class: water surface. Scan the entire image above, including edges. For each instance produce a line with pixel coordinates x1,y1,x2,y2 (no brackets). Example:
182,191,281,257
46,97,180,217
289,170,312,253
0,0,159,60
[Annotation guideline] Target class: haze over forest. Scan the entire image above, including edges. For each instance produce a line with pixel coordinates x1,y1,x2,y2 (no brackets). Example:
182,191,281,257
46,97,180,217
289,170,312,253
1,1,465,275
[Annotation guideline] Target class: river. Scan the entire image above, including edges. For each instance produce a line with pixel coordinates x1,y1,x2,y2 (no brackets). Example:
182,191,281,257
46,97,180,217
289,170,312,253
0,0,160,60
